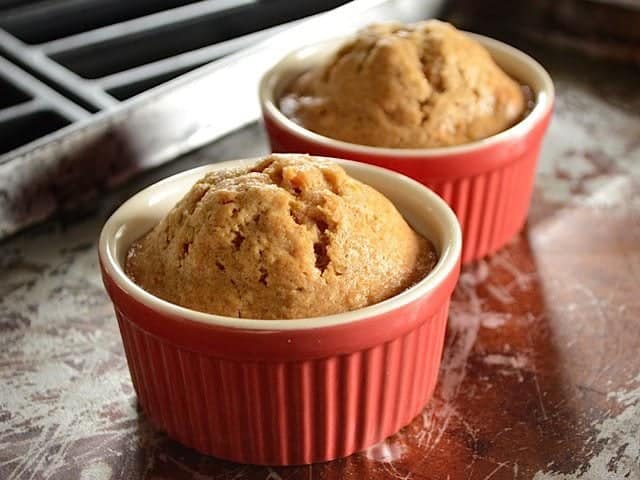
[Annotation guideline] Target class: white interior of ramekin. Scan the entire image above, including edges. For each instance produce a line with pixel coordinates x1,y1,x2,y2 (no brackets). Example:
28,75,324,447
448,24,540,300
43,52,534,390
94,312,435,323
99,156,461,330
259,33,555,156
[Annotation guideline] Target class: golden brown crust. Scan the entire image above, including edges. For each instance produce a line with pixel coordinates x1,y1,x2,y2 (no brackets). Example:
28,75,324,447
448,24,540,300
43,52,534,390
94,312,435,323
280,21,526,148
125,155,437,319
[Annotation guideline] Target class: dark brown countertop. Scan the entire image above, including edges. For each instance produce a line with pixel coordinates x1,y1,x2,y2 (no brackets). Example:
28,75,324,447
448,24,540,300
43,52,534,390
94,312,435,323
1,40,639,479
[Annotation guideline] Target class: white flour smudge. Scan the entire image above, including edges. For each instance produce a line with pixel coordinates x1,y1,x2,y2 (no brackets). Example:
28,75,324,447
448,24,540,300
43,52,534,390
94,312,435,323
365,439,407,463
485,283,516,305
536,84,640,209
533,375,640,479
415,265,488,450
482,353,530,383
0,224,140,480
480,313,511,330
80,461,113,480
482,353,529,370
491,251,536,292
266,467,284,480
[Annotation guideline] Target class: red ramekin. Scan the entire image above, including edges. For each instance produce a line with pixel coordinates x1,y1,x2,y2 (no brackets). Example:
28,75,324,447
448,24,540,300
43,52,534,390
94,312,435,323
99,156,461,465
259,34,554,263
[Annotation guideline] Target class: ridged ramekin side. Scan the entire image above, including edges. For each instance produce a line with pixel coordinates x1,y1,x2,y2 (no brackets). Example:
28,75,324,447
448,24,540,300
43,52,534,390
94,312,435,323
114,300,449,465
425,148,539,262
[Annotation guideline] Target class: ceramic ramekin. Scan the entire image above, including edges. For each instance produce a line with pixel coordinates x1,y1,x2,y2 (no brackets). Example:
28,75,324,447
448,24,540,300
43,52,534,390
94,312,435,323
259,34,554,263
99,156,461,465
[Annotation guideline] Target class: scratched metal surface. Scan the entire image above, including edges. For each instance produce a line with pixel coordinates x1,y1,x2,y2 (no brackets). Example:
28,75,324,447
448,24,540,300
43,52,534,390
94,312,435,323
1,40,639,480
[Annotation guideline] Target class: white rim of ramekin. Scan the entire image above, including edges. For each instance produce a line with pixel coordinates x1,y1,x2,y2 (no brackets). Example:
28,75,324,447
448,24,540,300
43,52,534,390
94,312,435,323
99,156,462,331
259,32,555,157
